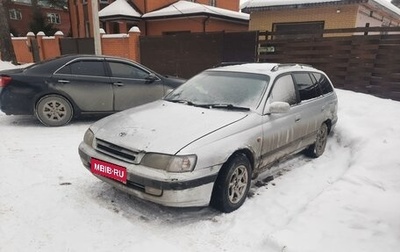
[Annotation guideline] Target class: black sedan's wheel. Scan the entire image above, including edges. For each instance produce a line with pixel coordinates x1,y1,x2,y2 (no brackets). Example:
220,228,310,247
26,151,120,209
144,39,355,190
35,95,73,126
211,153,251,213
305,123,328,158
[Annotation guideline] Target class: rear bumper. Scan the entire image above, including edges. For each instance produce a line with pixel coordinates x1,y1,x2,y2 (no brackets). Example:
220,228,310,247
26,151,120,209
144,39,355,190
0,89,34,115
78,142,219,207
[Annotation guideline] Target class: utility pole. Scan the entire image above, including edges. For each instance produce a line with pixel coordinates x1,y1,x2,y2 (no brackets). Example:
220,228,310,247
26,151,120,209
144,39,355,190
91,0,102,55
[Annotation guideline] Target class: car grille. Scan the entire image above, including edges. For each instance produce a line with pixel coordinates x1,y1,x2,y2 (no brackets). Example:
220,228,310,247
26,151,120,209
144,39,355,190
95,138,139,164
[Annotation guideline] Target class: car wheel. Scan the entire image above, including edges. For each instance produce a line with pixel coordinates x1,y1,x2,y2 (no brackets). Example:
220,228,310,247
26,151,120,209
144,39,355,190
305,123,328,158
211,153,251,213
35,95,73,126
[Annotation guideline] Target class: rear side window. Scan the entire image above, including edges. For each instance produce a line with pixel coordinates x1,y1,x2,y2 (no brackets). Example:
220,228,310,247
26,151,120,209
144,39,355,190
293,72,322,101
57,60,106,77
312,73,333,95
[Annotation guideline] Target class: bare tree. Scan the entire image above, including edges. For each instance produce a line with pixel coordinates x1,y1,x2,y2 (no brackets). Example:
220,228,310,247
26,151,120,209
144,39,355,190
0,0,17,63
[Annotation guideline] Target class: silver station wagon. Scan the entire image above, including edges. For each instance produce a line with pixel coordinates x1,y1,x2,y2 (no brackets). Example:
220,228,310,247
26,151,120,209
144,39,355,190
78,63,338,212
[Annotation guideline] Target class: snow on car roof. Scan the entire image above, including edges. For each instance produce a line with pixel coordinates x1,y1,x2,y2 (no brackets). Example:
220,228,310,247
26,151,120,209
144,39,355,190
210,63,316,75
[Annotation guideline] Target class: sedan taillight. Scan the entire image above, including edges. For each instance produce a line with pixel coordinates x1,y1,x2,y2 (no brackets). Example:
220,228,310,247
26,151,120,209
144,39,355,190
0,76,12,87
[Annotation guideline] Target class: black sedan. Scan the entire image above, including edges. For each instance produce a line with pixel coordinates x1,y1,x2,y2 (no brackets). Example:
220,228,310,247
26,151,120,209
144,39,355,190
0,55,185,126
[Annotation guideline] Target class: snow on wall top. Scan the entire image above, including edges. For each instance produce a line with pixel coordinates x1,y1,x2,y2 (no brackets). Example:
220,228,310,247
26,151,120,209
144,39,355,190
99,0,141,18
241,0,341,8
142,0,249,21
371,0,400,16
242,0,400,17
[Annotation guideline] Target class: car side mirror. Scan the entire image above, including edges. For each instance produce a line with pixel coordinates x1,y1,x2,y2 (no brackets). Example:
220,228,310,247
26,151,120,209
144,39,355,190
145,73,158,83
268,101,290,114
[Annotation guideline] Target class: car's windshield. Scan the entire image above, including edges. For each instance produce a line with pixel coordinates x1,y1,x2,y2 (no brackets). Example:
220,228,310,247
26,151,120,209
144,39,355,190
164,71,269,110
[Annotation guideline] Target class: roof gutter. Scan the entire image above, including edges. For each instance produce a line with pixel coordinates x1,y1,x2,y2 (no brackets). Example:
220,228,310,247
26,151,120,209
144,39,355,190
203,15,210,33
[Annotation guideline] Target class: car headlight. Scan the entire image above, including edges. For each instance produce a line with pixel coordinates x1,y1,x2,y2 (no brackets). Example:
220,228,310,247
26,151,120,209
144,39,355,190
141,153,197,172
83,129,95,146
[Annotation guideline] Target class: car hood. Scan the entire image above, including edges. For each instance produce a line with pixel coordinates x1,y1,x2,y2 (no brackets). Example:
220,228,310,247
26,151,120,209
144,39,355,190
92,100,248,154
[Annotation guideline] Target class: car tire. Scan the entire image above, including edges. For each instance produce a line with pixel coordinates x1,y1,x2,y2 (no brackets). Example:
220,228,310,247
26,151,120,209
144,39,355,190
35,95,73,126
211,153,252,213
305,123,328,158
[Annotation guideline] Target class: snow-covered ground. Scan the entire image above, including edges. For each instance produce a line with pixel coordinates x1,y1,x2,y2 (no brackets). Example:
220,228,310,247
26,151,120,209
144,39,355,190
1,61,400,252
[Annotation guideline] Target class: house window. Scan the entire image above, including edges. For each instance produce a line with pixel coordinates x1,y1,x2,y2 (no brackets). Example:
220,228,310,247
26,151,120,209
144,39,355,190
47,13,61,24
209,0,216,6
273,21,324,39
9,9,22,20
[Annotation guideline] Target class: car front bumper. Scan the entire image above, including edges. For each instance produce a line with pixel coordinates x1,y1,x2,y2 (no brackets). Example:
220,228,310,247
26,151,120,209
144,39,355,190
78,142,219,207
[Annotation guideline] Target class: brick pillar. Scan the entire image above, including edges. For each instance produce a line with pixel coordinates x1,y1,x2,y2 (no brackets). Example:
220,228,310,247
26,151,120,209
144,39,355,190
54,31,64,56
128,26,141,62
119,22,127,34
100,28,106,55
26,32,35,63
36,31,45,61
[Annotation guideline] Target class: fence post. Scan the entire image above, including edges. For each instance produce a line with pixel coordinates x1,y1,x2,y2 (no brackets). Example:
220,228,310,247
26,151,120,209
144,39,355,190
128,26,141,62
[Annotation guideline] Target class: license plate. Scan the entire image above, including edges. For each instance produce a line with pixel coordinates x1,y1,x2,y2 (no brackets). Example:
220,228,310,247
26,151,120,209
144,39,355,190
91,158,127,184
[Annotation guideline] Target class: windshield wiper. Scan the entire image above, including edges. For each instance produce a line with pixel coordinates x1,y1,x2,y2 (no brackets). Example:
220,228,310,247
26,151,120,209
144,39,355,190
198,103,250,111
165,99,196,106
165,100,249,111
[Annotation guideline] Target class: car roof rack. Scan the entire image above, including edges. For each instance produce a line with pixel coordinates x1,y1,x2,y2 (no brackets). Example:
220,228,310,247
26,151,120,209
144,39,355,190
214,62,253,68
271,63,313,72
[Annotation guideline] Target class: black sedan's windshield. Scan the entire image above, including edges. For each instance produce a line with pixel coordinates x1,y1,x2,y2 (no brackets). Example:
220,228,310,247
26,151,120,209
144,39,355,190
164,71,269,110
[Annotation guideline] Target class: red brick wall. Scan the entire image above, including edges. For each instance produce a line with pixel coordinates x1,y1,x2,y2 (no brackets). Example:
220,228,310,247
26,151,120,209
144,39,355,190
37,34,63,60
146,17,248,35
196,0,239,11
12,37,34,64
142,0,175,12
8,2,70,37
12,30,141,64
70,0,242,37
101,35,130,59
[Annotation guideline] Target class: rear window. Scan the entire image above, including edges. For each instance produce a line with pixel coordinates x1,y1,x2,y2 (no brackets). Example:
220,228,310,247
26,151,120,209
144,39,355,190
312,73,333,95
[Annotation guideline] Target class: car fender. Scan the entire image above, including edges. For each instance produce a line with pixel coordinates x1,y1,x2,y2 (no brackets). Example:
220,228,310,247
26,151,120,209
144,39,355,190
177,112,263,173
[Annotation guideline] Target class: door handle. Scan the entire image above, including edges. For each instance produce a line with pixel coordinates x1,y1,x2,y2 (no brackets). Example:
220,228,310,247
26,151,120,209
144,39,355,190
295,115,301,122
113,82,124,87
57,80,70,83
